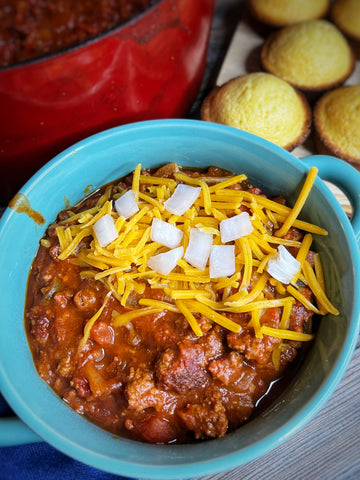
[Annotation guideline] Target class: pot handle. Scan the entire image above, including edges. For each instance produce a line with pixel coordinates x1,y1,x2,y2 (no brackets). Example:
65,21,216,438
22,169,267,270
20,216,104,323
305,155,360,248
0,417,42,446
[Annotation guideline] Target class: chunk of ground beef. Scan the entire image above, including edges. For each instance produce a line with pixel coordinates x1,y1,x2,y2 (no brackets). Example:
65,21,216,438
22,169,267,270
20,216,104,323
155,327,225,394
279,344,299,366
227,328,281,365
125,369,176,412
289,288,313,332
208,351,256,393
71,376,91,398
198,326,225,360
178,399,228,439
155,340,209,393
26,305,54,346
221,391,255,427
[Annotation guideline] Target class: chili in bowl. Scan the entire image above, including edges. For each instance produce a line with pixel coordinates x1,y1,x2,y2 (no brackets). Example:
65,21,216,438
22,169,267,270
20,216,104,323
25,162,337,444
0,120,359,478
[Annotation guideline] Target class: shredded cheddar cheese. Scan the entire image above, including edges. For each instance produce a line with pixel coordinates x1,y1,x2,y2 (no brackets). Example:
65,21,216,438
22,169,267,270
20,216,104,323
78,291,112,351
132,163,141,201
260,326,315,342
175,300,203,337
112,306,163,326
55,163,339,351
275,167,318,237
292,233,313,284
302,261,339,316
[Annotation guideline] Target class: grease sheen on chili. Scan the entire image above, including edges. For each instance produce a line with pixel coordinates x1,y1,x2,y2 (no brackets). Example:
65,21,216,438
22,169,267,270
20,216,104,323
25,164,315,444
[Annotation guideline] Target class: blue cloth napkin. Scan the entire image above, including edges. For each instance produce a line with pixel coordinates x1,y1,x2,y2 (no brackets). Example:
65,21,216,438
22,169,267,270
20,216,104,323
0,394,134,480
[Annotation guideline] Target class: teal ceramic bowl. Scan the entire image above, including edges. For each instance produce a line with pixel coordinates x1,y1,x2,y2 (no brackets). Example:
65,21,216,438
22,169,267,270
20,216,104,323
0,120,359,479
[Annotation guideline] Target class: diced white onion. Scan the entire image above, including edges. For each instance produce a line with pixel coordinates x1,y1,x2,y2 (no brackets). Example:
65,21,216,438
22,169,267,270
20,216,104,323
266,245,300,284
164,184,202,216
93,214,118,247
220,212,253,243
150,218,183,248
147,246,184,275
209,245,235,278
114,189,139,219
184,228,213,270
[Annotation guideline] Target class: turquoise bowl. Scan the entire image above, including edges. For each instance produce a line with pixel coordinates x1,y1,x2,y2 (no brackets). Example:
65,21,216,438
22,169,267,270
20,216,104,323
0,120,359,479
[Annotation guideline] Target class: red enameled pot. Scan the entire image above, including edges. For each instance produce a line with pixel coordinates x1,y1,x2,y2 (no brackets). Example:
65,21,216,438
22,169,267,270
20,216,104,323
0,0,215,203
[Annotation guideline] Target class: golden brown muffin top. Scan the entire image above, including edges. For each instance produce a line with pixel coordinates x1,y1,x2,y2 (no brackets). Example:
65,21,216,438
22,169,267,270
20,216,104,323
201,72,311,151
248,0,330,27
331,0,360,42
314,84,360,164
261,20,355,91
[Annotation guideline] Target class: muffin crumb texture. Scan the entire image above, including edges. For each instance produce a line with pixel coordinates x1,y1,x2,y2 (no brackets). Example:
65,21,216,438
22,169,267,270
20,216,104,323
203,2,359,168
261,20,355,91
314,85,360,167
201,72,311,151
248,0,330,27
331,0,360,42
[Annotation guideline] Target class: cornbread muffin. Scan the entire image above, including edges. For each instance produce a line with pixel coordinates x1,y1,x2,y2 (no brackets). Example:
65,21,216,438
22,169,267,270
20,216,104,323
201,72,311,151
248,0,330,27
331,0,360,42
313,84,360,167
261,20,355,91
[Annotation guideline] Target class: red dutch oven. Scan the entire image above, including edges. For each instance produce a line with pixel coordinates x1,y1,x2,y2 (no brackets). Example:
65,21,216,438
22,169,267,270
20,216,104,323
0,0,215,203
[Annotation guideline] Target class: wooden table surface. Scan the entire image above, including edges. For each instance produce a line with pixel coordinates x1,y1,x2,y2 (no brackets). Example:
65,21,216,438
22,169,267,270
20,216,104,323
184,1,360,479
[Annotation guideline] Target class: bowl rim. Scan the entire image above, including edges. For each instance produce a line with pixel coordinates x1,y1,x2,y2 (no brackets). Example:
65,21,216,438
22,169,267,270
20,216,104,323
0,119,359,479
